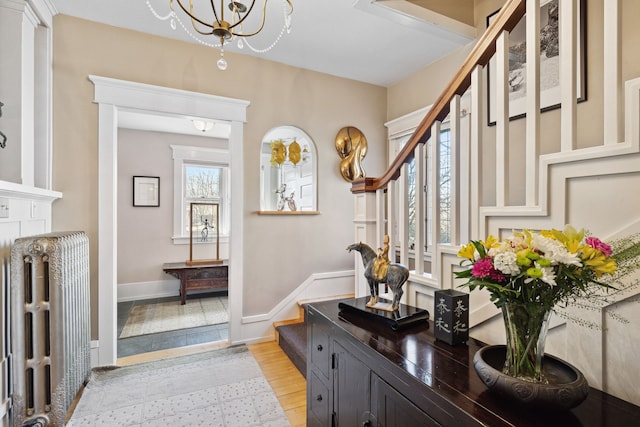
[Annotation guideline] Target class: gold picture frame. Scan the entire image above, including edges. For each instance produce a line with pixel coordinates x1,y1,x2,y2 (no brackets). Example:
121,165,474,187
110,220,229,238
187,202,222,266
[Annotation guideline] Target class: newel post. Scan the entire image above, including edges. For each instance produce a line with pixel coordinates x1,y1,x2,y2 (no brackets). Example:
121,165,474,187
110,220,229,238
351,178,383,298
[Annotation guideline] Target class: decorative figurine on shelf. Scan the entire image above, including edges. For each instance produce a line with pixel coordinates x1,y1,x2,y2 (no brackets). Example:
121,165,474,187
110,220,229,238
373,234,390,281
0,101,7,149
200,217,212,242
347,236,409,312
276,184,287,211
275,184,297,212
286,190,297,212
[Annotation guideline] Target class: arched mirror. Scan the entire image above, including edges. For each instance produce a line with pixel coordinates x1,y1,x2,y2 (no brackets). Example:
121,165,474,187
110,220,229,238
259,126,318,214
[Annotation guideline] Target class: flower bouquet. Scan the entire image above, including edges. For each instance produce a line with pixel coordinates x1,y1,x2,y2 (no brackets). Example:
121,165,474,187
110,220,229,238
456,225,640,382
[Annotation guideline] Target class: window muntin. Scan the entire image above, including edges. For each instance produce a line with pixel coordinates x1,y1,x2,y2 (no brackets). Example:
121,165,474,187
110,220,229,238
170,145,229,242
183,164,227,236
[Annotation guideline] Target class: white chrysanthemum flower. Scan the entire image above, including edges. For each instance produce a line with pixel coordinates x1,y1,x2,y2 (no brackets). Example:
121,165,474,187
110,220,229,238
494,251,520,276
539,265,557,287
531,235,582,267
488,241,512,257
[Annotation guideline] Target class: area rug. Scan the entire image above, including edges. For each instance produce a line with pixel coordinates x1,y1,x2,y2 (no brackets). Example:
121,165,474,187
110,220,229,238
120,296,228,338
67,345,291,427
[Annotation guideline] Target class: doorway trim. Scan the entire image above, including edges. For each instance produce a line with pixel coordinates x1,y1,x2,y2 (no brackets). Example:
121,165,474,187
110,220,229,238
90,75,249,366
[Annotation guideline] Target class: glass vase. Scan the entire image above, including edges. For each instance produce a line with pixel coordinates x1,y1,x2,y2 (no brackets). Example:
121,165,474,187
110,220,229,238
501,301,553,382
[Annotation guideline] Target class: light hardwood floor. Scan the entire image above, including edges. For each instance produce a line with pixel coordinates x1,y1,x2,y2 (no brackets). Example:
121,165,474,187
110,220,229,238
248,341,307,427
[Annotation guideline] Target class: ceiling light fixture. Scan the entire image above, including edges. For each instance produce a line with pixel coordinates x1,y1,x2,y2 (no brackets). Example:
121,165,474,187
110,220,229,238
147,0,293,71
192,119,214,132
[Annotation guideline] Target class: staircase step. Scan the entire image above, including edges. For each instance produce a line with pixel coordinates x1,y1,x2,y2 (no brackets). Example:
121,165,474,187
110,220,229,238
276,321,307,378
274,295,353,378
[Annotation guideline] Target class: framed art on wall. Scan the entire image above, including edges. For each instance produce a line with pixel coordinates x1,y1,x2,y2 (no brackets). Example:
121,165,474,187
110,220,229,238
487,0,586,125
132,176,160,207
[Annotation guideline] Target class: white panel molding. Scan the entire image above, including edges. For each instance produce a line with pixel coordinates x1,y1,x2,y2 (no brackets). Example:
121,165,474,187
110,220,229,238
117,280,180,302
461,77,640,329
236,270,355,344
478,77,640,234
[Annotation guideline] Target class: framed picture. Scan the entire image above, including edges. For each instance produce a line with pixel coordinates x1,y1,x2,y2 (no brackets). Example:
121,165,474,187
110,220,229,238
487,0,586,125
187,202,222,265
132,176,160,207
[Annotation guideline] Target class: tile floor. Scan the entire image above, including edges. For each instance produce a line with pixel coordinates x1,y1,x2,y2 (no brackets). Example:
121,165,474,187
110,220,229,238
117,293,229,358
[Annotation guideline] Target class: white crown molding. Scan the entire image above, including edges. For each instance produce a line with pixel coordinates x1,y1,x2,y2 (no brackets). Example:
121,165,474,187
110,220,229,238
353,0,476,44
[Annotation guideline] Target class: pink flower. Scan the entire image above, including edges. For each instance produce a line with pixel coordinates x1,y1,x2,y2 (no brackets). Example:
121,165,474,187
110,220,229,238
472,257,507,282
586,237,612,256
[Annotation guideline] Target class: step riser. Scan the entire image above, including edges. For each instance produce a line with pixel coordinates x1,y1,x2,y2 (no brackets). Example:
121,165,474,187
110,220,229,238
276,321,307,378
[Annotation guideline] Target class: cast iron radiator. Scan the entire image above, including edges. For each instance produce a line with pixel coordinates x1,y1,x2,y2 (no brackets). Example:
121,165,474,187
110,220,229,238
10,232,90,427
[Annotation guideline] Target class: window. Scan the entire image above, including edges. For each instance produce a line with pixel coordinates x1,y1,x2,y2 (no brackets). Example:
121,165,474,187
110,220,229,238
392,127,451,252
427,128,451,246
183,165,228,236
171,145,230,242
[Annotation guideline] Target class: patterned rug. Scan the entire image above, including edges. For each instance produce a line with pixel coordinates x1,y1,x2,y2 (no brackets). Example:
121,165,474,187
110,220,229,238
67,345,291,427
120,296,228,338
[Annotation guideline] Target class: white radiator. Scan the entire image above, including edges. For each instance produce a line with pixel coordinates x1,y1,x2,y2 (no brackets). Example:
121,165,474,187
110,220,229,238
1,239,11,427
10,232,90,427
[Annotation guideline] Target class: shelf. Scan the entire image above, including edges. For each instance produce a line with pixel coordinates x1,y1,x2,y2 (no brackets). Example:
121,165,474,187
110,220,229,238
256,211,320,215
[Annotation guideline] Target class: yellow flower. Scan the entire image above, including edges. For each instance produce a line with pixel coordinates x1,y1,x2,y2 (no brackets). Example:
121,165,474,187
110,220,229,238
564,225,584,240
458,242,476,260
483,235,500,249
581,246,618,276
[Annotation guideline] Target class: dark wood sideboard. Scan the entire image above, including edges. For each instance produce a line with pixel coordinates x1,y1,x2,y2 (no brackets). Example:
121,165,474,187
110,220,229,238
163,261,228,305
306,297,640,427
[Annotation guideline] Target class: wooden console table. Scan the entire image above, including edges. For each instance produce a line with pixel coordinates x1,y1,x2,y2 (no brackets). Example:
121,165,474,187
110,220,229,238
163,261,228,305
307,297,640,426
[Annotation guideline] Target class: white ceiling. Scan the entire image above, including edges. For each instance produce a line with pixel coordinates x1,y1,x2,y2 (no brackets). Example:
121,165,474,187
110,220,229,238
49,0,477,137
48,0,476,87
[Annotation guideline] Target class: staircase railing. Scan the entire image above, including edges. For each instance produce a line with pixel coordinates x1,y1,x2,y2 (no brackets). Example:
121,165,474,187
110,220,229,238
350,0,617,287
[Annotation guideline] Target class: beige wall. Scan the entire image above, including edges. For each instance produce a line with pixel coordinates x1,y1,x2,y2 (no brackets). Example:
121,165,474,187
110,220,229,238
52,15,387,335
409,0,475,25
117,129,229,284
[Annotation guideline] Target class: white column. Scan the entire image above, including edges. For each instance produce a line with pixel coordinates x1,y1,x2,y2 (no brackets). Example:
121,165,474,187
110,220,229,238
0,1,52,187
525,0,540,206
603,0,621,145
353,191,378,298
495,30,509,207
560,0,577,152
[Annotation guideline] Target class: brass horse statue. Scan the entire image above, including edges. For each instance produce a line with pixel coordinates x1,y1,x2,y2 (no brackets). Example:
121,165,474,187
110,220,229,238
347,241,409,311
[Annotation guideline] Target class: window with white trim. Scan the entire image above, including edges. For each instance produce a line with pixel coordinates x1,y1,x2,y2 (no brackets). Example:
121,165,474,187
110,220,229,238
171,145,230,242
389,126,451,252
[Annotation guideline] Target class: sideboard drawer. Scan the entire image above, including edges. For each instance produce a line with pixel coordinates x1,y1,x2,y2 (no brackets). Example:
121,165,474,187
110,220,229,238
308,307,331,381
186,278,226,290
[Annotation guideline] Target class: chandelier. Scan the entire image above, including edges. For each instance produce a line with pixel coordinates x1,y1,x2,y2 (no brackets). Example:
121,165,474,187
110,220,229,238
147,0,293,70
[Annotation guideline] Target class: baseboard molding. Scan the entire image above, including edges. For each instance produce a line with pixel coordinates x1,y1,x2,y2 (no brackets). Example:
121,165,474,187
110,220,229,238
236,270,355,344
241,270,355,324
90,340,100,368
117,279,179,302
